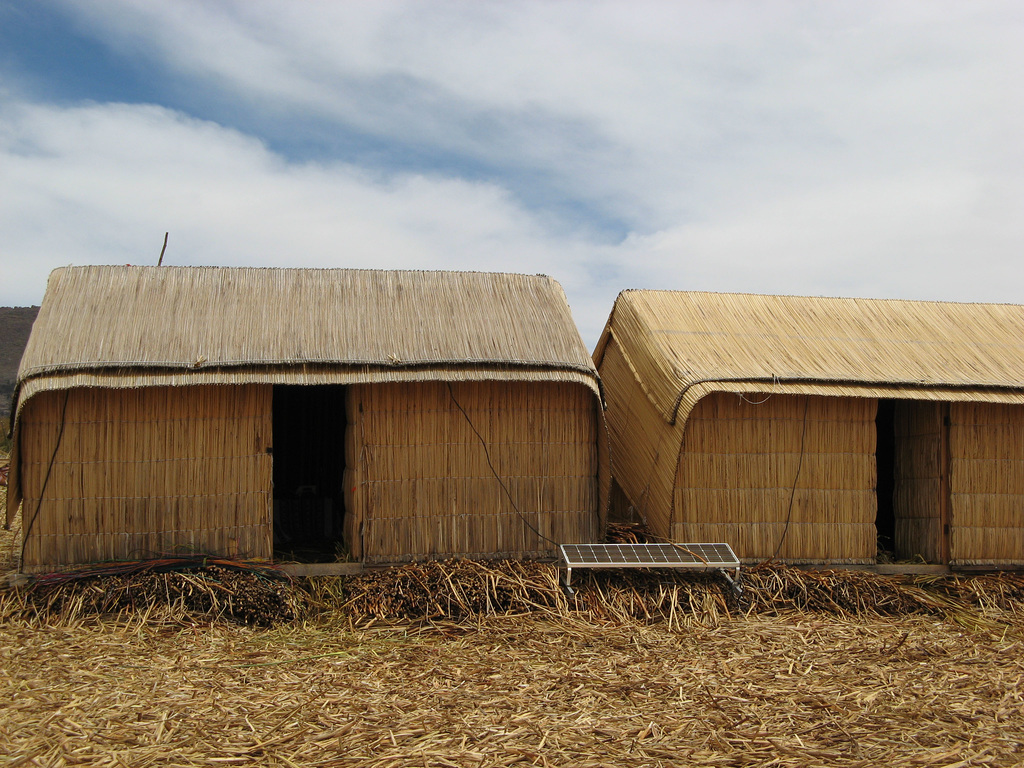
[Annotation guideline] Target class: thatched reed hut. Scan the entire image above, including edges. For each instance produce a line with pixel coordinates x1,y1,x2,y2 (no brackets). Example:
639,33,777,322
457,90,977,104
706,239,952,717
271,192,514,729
595,291,1024,567
6,266,607,572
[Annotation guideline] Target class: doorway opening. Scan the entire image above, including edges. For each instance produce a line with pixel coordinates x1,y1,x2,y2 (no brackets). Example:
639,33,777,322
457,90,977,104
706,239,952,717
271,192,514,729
875,399,897,561
272,384,347,562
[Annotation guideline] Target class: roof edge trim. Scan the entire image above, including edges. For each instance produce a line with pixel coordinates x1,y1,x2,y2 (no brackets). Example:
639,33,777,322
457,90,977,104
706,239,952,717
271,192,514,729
18,357,597,383
669,377,1024,425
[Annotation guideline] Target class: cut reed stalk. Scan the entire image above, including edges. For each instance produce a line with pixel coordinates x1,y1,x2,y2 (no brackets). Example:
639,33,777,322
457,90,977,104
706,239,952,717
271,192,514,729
10,559,1024,634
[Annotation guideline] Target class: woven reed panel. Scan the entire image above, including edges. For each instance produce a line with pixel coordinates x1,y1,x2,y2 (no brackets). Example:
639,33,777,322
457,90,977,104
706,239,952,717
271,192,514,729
596,335,682,539
674,393,877,564
347,380,600,563
18,385,272,571
949,402,1024,565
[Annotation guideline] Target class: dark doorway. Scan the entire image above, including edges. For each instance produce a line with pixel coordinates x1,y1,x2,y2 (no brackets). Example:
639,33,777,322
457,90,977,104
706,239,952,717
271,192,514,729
875,399,897,560
272,385,347,561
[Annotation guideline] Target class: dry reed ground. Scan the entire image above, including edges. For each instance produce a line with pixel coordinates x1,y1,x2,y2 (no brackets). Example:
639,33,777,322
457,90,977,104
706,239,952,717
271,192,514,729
3,491,1024,766
2,611,1022,768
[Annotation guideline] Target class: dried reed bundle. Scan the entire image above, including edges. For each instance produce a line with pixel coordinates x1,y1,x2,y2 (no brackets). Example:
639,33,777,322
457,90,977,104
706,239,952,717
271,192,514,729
742,566,924,616
326,559,568,620
12,558,297,626
597,336,679,537
742,565,1024,632
904,572,1024,623
7,553,1024,633
603,521,655,544
322,560,1024,630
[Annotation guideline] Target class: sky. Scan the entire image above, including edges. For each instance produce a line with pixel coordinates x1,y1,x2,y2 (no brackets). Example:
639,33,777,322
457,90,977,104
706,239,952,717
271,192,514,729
1,1,1023,347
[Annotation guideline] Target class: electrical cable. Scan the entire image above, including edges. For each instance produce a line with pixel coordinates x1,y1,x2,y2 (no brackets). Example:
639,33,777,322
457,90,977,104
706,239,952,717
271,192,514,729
446,382,558,547
769,395,810,563
738,374,780,405
20,390,71,565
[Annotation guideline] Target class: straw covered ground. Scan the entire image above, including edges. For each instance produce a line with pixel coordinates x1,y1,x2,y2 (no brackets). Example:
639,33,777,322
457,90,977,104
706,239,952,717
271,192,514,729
2,536,1024,768
2,607,1022,768
3,501,1024,766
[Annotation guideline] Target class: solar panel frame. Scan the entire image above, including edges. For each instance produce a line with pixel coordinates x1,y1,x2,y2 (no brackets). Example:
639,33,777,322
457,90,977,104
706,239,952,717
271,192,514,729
559,543,740,588
561,543,739,568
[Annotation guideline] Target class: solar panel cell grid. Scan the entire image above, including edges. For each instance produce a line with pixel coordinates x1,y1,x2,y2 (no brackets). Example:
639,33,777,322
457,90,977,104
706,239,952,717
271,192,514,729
560,543,739,569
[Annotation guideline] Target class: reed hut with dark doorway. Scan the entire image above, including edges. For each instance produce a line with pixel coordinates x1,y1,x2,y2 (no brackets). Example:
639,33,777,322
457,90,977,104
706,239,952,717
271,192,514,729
594,290,1024,567
6,266,607,572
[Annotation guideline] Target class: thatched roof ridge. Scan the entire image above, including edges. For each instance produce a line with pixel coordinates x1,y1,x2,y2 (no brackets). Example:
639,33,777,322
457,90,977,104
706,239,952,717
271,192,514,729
19,266,597,389
595,290,1024,424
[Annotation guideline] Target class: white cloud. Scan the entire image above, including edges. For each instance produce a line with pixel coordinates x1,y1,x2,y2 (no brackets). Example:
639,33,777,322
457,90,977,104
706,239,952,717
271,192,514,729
3,1,1024,347
0,99,612,336
42,1,1023,245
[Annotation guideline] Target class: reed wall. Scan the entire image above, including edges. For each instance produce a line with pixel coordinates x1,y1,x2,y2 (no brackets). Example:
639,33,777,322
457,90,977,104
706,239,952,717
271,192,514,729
344,380,601,563
343,391,364,560
18,385,272,571
891,401,945,562
950,402,1024,565
673,393,877,563
596,335,682,539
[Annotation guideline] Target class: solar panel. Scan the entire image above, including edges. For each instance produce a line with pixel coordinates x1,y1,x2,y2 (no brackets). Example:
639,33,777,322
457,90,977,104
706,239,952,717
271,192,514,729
559,542,741,590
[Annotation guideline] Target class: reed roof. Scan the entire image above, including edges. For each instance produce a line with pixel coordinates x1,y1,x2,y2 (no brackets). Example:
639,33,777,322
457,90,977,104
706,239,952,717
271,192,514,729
15,266,600,413
595,290,1024,424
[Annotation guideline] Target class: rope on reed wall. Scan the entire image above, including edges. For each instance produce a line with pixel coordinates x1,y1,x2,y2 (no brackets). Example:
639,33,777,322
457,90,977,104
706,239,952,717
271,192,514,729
737,374,781,405
445,382,558,547
20,389,71,565
769,395,810,562
634,423,671,534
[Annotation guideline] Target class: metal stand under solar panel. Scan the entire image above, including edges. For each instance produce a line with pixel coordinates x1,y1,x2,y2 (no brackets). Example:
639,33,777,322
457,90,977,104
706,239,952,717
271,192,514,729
559,543,742,596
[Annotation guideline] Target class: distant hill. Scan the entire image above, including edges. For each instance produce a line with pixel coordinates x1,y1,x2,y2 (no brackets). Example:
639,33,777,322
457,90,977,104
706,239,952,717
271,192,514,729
0,306,39,419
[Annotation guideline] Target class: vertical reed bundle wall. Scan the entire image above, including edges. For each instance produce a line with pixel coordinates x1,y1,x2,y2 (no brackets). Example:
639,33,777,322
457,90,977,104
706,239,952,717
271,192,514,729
344,380,600,563
891,401,945,562
18,385,272,572
596,336,683,538
674,393,877,563
949,402,1024,565
343,388,364,560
